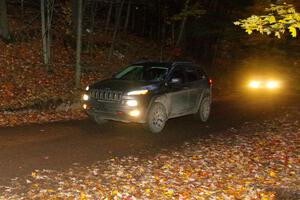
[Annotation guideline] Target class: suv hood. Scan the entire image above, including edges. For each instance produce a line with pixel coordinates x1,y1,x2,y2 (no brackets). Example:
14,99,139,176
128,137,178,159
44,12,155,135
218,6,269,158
90,79,160,93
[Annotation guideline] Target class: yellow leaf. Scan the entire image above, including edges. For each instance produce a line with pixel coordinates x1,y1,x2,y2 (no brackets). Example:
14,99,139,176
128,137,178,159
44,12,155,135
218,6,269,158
80,192,88,200
31,172,37,178
269,170,277,177
246,29,253,35
145,188,151,194
275,32,281,39
289,26,297,37
111,190,119,196
165,189,174,196
269,16,276,23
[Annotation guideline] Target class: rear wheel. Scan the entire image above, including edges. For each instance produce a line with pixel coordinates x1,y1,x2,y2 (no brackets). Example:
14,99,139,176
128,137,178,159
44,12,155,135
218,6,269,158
146,103,167,134
197,96,211,122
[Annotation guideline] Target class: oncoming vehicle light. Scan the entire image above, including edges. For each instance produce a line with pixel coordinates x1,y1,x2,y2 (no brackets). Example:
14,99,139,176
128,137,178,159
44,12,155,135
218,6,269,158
85,86,89,91
126,99,138,107
127,90,148,96
82,94,89,101
266,81,279,89
129,110,140,117
249,81,261,89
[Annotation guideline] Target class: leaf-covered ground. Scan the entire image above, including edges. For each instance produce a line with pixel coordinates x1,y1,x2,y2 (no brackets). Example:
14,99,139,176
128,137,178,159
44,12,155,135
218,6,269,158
0,26,162,127
1,108,299,199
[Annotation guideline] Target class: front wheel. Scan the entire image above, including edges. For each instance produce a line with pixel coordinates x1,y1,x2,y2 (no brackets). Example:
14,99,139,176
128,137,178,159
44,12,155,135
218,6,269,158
196,96,211,122
91,114,108,125
145,103,167,134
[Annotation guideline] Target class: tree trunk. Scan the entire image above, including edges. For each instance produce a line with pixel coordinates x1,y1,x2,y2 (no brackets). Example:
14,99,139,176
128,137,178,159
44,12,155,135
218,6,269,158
75,0,83,88
41,0,49,69
171,22,175,44
105,1,113,32
40,0,53,72
46,0,52,71
142,6,146,36
114,0,120,27
131,5,135,32
124,0,131,32
157,0,161,41
21,0,24,17
160,22,166,61
108,0,125,60
175,0,190,47
71,0,78,35
0,0,10,40
88,0,97,53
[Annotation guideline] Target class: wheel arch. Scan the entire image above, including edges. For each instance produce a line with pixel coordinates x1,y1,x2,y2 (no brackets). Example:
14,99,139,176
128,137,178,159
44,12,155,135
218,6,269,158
196,88,212,112
145,94,170,120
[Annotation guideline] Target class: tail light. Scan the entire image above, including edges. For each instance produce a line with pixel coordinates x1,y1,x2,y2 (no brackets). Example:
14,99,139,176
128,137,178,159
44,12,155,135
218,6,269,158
209,79,213,86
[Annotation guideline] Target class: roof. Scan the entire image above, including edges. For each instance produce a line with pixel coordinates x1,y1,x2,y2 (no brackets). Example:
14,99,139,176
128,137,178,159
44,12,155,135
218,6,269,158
132,60,194,68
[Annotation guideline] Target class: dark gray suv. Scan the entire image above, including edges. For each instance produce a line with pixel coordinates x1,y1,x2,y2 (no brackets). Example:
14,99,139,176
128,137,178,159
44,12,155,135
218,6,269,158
82,61,212,133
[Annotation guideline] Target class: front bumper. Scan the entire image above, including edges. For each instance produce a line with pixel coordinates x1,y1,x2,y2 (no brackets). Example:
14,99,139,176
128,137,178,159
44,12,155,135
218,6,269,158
83,98,147,123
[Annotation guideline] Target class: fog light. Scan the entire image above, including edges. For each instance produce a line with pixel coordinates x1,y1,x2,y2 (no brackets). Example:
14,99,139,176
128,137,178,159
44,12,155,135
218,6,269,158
249,81,261,89
129,110,140,117
126,99,138,107
266,81,279,89
82,94,89,101
83,104,87,109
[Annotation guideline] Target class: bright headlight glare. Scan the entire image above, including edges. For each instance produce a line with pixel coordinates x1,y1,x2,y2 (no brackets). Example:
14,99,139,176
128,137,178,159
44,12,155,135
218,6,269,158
129,109,140,117
127,90,148,96
249,81,261,88
126,100,138,107
267,81,279,89
85,86,89,91
82,94,89,101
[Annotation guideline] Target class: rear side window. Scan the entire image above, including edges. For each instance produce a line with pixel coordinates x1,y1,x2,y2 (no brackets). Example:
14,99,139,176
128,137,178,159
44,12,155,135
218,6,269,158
197,68,207,79
186,69,199,82
170,68,186,83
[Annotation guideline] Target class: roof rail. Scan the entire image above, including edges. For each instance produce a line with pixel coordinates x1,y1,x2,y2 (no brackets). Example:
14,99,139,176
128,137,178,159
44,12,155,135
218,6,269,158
172,61,193,66
133,59,162,64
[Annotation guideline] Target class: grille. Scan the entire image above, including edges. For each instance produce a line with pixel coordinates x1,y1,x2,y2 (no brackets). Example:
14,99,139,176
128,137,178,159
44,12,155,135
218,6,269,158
90,89,123,102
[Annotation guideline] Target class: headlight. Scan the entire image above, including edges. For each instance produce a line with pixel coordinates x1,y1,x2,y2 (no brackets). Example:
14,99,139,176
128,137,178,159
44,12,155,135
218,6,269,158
249,81,261,88
127,90,148,96
82,94,89,101
126,99,138,107
129,109,140,117
85,86,89,91
266,81,279,89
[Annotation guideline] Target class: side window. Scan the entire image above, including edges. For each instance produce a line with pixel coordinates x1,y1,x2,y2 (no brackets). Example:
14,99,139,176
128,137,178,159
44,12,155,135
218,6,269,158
186,69,199,82
197,68,207,79
170,68,186,84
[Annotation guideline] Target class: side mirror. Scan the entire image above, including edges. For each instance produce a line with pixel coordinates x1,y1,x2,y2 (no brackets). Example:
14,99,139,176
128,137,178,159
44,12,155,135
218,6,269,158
170,78,182,85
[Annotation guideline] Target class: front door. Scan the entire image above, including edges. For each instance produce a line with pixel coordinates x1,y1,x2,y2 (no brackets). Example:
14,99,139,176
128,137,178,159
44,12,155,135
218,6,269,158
168,68,190,116
185,68,205,112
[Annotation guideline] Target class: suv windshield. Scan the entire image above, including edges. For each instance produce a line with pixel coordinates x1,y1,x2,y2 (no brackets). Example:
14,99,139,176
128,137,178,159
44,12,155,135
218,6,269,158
114,65,168,81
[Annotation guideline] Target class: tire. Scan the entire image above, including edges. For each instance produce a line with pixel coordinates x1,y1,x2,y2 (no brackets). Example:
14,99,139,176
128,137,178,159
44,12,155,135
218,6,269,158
197,96,211,122
145,103,167,134
91,114,107,125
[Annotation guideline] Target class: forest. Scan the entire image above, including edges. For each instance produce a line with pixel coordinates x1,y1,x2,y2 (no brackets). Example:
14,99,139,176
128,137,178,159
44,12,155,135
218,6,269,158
0,1,300,199
0,0,300,118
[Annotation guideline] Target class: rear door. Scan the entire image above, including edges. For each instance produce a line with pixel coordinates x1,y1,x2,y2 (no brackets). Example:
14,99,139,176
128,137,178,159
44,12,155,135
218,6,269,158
168,67,190,116
185,67,205,112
